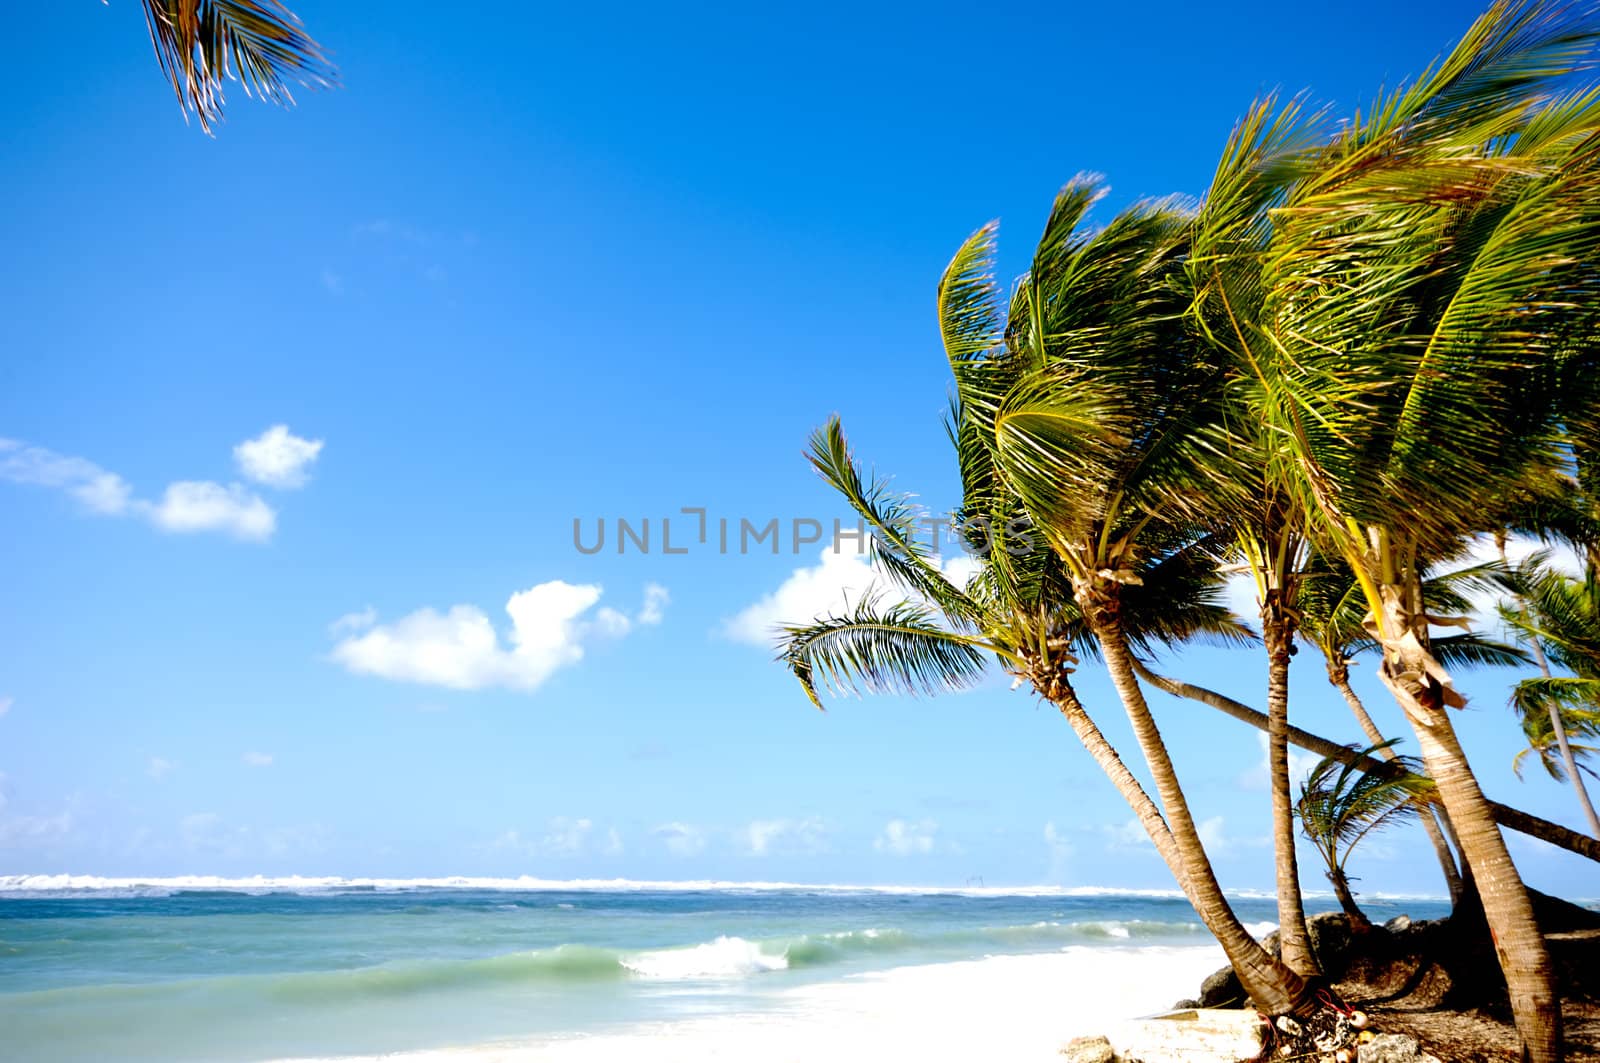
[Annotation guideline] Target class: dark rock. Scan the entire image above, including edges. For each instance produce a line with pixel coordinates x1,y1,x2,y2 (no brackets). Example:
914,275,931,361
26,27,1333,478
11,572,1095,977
1550,928,1600,1001
1197,964,1246,1008
1307,912,1356,977
1058,1034,1115,1063
1529,887,1600,933
1170,997,1200,1010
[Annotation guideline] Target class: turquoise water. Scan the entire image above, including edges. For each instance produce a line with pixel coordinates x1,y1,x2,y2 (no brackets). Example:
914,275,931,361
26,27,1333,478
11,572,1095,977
0,880,1451,1062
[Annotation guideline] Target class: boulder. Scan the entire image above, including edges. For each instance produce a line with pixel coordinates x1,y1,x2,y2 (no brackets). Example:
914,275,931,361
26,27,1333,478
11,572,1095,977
1307,912,1356,977
1058,1034,1115,1063
1383,914,1411,933
1108,1009,1265,1063
1196,964,1246,1009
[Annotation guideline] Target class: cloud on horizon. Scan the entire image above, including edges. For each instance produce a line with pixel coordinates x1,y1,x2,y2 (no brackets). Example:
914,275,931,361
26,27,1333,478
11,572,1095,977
874,818,939,856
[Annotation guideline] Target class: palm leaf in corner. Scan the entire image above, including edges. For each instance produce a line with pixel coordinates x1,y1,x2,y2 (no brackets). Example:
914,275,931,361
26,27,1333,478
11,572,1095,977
138,0,337,132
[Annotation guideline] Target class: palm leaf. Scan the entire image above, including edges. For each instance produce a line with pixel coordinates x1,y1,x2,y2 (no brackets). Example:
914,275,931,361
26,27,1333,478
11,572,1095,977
140,0,336,133
778,597,995,710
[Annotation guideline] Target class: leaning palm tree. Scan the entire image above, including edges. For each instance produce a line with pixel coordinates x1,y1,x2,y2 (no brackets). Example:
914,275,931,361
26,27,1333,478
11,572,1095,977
1296,743,1430,928
1297,553,1531,902
1191,5,1600,1058
783,203,1313,1019
131,1,335,132
971,185,1327,1017
1499,555,1600,837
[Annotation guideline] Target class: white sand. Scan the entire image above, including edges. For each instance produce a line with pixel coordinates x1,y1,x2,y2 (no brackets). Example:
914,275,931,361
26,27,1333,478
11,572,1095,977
272,945,1226,1063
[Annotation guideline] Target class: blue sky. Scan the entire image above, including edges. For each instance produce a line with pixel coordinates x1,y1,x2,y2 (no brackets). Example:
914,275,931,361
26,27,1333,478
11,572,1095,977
1,0,1594,897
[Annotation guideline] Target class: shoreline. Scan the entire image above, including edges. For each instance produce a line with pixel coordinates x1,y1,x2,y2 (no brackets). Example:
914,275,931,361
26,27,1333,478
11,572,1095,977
261,947,1227,1063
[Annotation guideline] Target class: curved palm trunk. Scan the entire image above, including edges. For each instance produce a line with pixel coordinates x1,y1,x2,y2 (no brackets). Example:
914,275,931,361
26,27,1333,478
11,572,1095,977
1373,588,1561,1063
1080,583,1308,1016
1131,660,1600,864
1050,686,1191,900
1326,868,1370,929
1325,656,1464,905
1263,603,1319,978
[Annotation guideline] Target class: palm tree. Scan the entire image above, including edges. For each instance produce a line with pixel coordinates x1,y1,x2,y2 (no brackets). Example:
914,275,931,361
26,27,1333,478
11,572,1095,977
970,184,1327,1016
132,1,335,132
1190,5,1600,1057
1499,555,1600,837
1296,743,1430,928
782,206,1312,1018
1297,554,1531,902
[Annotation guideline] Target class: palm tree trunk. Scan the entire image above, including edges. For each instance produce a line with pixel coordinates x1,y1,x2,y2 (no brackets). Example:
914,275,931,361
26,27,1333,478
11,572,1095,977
1326,868,1370,929
1079,581,1309,1016
1501,537,1600,840
1528,635,1600,839
1263,604,1319,978
1131,660,1600,864
1325,656,1464,905
1373,588,1562,1063
1050,685,1191,899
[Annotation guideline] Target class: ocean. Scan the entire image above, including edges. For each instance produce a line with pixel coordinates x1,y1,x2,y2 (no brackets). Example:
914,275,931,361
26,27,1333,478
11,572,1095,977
0,876,1452,1063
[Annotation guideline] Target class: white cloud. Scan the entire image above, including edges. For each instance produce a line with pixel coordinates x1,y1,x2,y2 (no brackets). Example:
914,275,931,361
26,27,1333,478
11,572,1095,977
744,817,827,856
147,757,176,780
1,436,297,543
0,695,11,718
1195,815,1267,855
724,548,881,646
234,426,324,489
638,584,669,626
724,547,979,647
1220,570,1261,629
654,821,706,857
602,827,624,856
874,818,938,856
1103,818,1156,850
0,438,132,514
243,752,274,768
145,481,275,541
330,581,667,693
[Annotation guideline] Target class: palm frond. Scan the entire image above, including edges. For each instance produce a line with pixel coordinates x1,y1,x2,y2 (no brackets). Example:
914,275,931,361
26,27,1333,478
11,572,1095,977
806,417,982,628
140,0,337,133
778,597,995,710
1297,742,1432,871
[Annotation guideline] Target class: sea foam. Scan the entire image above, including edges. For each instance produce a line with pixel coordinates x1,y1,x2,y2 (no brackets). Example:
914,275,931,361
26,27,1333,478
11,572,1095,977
620,936,789,979
0,873,1210,899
